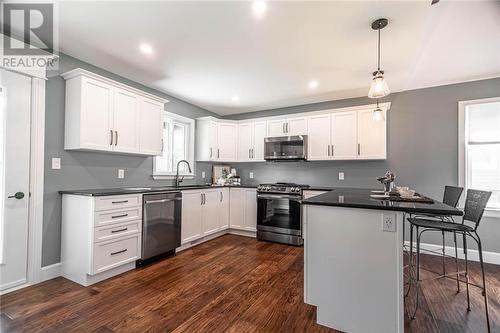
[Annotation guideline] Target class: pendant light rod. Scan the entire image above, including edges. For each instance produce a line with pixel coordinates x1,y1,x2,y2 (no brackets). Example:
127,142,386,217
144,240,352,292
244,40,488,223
371,18,388,73
378,28,381,71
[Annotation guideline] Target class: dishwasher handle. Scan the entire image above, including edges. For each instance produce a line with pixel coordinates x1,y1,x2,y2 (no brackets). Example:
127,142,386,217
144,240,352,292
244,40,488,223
145,198,181,204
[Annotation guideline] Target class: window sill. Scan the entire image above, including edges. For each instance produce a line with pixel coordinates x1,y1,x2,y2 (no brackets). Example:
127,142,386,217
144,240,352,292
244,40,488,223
483,209,500,219
152,174,195,180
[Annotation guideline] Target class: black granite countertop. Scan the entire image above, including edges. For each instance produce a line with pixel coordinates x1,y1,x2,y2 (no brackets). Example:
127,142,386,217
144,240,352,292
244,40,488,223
301,187,463,216
59,184,258,197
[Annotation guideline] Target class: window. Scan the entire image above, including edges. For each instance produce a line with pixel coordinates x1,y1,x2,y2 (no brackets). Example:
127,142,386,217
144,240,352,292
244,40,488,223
459,97,500,211
153,112,195,179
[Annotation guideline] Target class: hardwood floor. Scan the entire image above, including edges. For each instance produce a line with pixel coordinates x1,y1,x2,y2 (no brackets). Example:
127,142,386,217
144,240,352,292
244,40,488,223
1,234,498,333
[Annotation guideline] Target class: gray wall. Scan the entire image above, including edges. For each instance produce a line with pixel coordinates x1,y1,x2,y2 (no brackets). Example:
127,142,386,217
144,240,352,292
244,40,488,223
224,78,500,253
42,54,217,266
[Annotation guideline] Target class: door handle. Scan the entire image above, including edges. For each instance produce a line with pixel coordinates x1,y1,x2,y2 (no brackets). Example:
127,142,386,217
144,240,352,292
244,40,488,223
161,139,164,152
110,130,113,145
217,149,220,158
331,145,334,157
286,123,289,133
251,148,254,159
210,148,212,158
201,193,204,205
327,145,330,156
282,123,285,134
115,131,118,146
111,228,128,234
8,192,25,200
249,148,251,159
110,249,127,256
358,143,361,155
220,191,223,202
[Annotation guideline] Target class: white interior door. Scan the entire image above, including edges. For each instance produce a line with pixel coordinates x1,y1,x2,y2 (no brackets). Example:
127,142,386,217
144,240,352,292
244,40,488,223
0,69,31,291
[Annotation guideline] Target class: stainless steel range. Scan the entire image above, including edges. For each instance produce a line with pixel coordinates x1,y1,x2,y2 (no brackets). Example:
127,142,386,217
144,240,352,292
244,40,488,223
256,182,309,246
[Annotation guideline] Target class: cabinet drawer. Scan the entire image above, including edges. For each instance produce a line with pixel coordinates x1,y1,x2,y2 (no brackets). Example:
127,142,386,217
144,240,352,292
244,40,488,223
94,194,141,211
92,235,140,274
94,207,142,227
94,221,141,243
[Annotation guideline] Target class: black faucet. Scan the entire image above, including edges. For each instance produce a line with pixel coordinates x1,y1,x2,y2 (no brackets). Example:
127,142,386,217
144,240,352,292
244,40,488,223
175,160,192,187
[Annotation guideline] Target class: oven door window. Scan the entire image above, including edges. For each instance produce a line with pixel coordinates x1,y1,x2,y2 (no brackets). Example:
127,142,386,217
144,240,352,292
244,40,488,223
257,196,301,233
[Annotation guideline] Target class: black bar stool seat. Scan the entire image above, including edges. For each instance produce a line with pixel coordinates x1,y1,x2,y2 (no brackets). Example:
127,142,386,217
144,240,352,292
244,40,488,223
407,217,473,232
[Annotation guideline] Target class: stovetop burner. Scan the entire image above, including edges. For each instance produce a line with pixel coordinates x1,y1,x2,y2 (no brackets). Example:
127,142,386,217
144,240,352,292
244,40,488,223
257,182,310,194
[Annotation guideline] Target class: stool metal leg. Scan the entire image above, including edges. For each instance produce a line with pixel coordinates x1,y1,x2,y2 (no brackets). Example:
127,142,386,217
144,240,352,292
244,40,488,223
411,226,421,320
453,231,460,293
463,233,471,311
406,223,414,297
475,233,491,333
441,230,446,276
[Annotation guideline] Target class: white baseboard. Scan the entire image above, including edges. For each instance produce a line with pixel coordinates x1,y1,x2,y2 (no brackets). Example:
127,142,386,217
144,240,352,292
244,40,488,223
404,241,500,265
40,263,61,282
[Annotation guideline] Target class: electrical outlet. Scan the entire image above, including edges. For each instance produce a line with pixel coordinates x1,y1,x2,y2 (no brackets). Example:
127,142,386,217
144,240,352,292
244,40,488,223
201,171,206,179
51,158,61,170
249,172,254,179
338,172,344,180
118,169,125,179
382,213,396,232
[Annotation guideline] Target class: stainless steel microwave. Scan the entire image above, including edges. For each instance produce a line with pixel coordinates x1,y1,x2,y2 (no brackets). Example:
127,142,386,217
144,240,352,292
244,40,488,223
264,135,308,161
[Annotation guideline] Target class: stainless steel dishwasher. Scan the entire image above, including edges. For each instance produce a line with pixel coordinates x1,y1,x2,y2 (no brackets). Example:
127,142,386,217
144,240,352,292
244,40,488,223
140,191,182,263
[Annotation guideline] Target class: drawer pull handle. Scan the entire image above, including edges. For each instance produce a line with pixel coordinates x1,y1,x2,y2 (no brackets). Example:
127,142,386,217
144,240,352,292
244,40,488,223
110,249,127,256
111,214,128,219
111,200,129,204
111,228,128,233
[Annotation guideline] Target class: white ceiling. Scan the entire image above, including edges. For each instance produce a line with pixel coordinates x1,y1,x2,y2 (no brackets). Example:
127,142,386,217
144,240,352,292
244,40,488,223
56,1,500,115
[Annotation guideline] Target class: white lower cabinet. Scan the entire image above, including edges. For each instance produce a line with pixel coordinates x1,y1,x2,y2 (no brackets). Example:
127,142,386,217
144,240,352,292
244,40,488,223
61,194,142,286
229,188,257,231
181,188,231,244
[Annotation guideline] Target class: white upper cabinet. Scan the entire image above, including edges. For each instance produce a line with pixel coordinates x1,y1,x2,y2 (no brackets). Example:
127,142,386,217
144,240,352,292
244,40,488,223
62,68,167,156
197,103,388,162
307,113,331,160
357,109,387,159
266,116,307,137
113,87,140,153
331,111,357,159
237,121,266,162
217,122,238,161
196,118,237,161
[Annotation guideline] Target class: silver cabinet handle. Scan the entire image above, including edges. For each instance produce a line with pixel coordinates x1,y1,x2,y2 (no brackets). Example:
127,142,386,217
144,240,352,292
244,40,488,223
8,192,25,199
282,123,285,134
286,123,289,133
251,148,254,159
201,193,203,205
210,148,212,158
110,249,127,256
220,191,223,202
111,200,128,204
327,145,330,156
203,193,206,205
217,149,220,158
115,131,118,146
111,213,128,219
110,130,113,145
358,143,361,155
331,145,334,157
249,148,251,159
161,139,164,152
111,228,128,234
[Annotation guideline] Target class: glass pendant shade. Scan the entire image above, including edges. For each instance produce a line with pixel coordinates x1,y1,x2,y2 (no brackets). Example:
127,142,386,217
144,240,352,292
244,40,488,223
373,107,384,121
368,71,390,98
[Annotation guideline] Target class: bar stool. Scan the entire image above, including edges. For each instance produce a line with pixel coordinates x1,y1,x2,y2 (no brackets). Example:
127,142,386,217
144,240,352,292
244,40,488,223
407,189,492,332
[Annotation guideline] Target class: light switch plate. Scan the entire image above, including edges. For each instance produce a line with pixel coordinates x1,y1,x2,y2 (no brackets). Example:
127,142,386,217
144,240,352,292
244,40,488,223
249,172,254,179
51,158,61,170
201,171,206,179
338,172,345,180
118,169,125,179
382,213,396,232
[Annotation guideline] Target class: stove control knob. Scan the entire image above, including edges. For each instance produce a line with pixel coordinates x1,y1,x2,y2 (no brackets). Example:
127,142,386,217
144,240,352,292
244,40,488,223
257,185,262,190
266,186,271,191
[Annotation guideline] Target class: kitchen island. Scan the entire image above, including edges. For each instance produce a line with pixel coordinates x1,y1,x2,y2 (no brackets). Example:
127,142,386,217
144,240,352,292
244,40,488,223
301,188,462,333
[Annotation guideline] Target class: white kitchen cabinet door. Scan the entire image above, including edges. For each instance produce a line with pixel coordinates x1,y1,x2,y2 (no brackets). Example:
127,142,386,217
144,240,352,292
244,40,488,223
229,188,245,229
113,88,140,154
287,116,308,136
217,123,238,161
357,109,387,159
267,119,287,137
181,191,203,244
202,190,220,235
238,122,253,161
218,189,230,230
252,121,266,161
139,98,163,155
244,189,257,231
307,114,331,160
80,77,114,151
331,111,357,159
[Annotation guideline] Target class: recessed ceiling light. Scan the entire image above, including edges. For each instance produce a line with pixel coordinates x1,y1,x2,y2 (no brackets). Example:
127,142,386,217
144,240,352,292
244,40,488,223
252,1,267,18
308,81,318,89
139,43,153,55
232,95,240,102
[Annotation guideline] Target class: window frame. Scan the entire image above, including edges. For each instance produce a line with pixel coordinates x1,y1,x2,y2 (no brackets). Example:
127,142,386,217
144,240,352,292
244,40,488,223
152,111,195,180
458,96,500,217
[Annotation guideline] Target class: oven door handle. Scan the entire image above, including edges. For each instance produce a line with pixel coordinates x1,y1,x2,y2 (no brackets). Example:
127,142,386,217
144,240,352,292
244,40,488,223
257,194,301,201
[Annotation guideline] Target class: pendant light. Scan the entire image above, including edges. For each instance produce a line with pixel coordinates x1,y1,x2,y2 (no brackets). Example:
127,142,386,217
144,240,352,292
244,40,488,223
368,18,390,99
373,99,384,121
